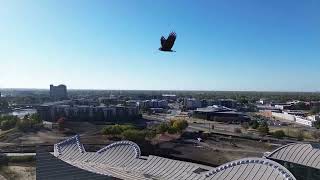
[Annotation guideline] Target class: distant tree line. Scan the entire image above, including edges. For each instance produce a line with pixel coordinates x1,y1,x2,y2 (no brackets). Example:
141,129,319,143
0,113,42,132
0,115,18,130
5,95,51,105
0,98,9,109
191,91,320,103
243,120,269,135
102,119,189,142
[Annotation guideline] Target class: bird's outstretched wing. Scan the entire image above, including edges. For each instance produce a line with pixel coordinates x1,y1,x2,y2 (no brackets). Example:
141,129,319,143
160,36,166,48
164,32,176,50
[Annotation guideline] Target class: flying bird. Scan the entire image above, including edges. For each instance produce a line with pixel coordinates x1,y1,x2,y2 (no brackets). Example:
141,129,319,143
159,32,177,52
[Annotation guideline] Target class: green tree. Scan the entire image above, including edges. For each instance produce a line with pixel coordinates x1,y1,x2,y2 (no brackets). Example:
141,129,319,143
102,124,136,135
250,120,259,129
16,119,31,132
102,124,123,135
257,122,269,135
145,129,157,139
167,127,178,134
172,120,188,132
30,113,41,124
272,130,285,139
0,115,18,130
239,97,248,104
1,120,11,130
122,129,146,142
119,124,136,131
156,123,169,134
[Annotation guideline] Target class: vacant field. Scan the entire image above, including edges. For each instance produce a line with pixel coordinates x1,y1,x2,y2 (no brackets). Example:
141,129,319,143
157,133,278,166
0,164,35,180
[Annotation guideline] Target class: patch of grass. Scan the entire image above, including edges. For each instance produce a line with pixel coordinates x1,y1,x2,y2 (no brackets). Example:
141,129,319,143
7,156,35,163
283,128,308,140
0,129,15,140
302,131,313,140
271,130,285,139
271,127,314,140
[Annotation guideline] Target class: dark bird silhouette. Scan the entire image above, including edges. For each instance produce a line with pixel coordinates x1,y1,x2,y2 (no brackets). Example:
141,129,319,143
159,32,177,52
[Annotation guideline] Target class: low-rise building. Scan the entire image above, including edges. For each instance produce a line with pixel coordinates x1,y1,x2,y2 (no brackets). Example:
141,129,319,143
183,98,201,110
140,99,168,109
37,101,140,122
258,98,270,105
217,99,237,108
295,116,313,126
271,111,296,121
193,105,250,123
162,94,177,102
201,99,237,109
98,96,125,106
73,98,99,106
271,111,316,127
274,104,292,110
126,100,140,107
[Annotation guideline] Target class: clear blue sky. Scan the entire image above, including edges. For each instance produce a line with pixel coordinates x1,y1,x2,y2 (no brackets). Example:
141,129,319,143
1,0,319,91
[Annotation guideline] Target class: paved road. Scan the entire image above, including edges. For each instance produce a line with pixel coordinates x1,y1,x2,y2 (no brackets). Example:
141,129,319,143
3,152,36,156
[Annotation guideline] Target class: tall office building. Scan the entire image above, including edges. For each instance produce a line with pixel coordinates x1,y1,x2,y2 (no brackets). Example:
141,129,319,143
50,84,67,100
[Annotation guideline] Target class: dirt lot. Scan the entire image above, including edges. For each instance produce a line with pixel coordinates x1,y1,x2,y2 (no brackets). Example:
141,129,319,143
0,121,108,147
0,129,65,146
0,121,282,169
0,164,35,180
156,133,277,166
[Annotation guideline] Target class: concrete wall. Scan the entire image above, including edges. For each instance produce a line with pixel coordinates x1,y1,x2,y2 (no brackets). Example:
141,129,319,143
272,112,295,121
295,117,313,127
272,112,314,127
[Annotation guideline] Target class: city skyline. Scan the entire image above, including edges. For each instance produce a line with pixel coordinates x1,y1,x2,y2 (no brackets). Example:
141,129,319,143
1,0,320,91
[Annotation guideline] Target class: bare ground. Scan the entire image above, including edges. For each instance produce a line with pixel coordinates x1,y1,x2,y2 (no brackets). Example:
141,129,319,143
157,134,278,166
0,164,35,180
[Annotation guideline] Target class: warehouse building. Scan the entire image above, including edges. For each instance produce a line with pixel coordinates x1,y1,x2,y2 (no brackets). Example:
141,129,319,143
193,106,250,123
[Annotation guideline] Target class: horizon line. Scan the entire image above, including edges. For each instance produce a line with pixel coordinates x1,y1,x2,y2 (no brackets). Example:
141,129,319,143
0,87,320,93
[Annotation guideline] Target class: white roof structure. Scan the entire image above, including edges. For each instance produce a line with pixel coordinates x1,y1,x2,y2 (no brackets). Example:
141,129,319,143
265,143,320,170
53,135,296,180
204,158,296,180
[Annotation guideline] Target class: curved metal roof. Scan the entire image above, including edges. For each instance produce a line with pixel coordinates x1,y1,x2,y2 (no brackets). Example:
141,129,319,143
266,143,320,170
53,135,297,180
97,140,141,158
205,158,296,180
